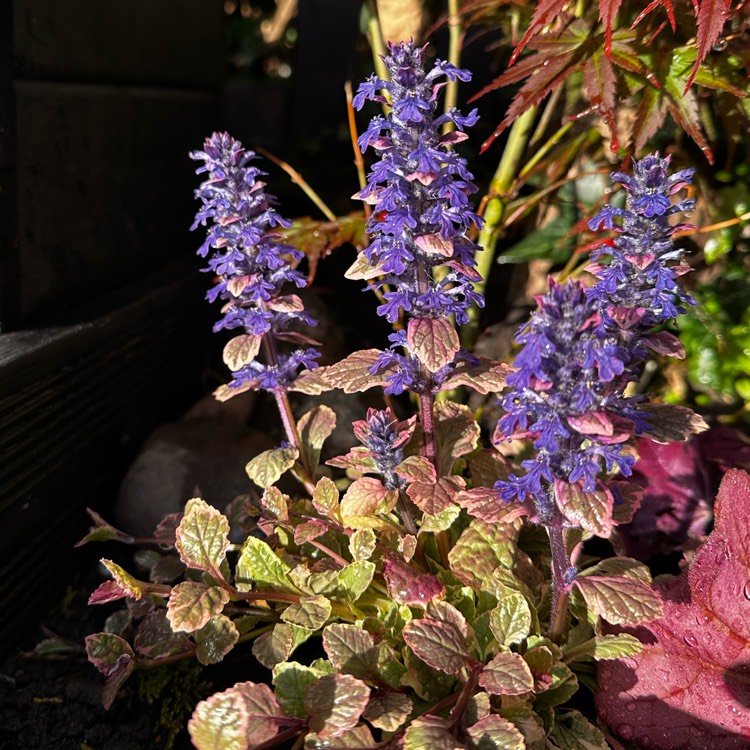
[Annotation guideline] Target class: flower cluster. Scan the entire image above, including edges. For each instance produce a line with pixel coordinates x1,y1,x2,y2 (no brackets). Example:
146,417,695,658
190,132,319,390
351,408,415,489
496,279,643,514
587,153,695,338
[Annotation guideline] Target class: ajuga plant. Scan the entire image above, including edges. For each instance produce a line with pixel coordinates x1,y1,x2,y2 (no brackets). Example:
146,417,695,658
81,41,725,750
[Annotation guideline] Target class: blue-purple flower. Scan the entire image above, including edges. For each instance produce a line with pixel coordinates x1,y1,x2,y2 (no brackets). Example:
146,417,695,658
353,41,484,393
496,279,642,514
587,153,695,334
191,132,319,391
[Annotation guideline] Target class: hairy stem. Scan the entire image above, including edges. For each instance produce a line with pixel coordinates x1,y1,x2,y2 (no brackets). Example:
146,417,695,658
441,0,463,135
546,515,573,644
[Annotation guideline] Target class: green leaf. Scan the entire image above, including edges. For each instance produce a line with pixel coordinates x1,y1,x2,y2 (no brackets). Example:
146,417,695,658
305,674,370,738
402,618,470,675
236,536,296,592
349,529,376,561
175,498,231,574
404,716,463,750
448,520,516,590
252,623,294,669
273,661,319,717
305,724,375,749
564,633,642,664
465,714,526,750
166,582,230,634
406,317,460,373
195,615,240,665
188,689,249,750
312,476,341,522
489,593,532,647
323,624,380,682
500,707,546,750
260,486,289,521
533,663,579,710
478,652,534,695
550,709,608,750
101,559,144,600
281,595,332,630
337,560,374,602
421,504,462,533
246,447,299,488
574,575,663,625
362,692,412,732
402,646,456,701
298,405,337,470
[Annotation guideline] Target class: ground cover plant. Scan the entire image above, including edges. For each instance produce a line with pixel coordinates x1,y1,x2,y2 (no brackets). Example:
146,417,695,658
79,4,750,747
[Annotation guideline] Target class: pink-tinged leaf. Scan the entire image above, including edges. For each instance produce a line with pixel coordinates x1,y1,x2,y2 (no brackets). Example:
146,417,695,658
598,0,624,57
246,447,299,489
402,618,470,674
567,411,614,437
685,0,731,91
293,520,328,545
167,582,230,634
597,469,750,749
89,580,129,605
363,692,412,732
406,475,465,516
414,233,454,257
507,0,570,65
134,611,193,659
298,405,337,470
426,600,470,639
439,356,512,395
326,446,378,475
312,476,341,522
323,623,380,683
641,330,685,358
555,480,614,537
575,574,663,625
455,488,528,524
394,455,436,483
340,477,398,518
479,651,535,695
322,349,393,393
76,508,133,547
188,688,250,750
288,366,332,395
100,559,144,600
639,403,708,443
223,334,262,372
261,486,289,521
345,252,388,281
85,633,135,710
435,401,481,473
305,674,370,739
267,294,304,313
466,714,526,750
406,317,460,373
383,556,446,608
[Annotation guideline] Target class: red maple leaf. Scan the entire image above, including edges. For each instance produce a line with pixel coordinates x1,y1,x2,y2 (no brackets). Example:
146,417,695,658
597,469,750,749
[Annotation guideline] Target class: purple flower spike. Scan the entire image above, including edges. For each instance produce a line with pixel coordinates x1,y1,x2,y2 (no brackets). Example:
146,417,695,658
352,41,484,392
587,153,695,332
496,279,640,512
191,132,319,392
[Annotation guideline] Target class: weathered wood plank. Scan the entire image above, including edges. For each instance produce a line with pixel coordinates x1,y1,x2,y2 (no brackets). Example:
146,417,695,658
15,81,217,322
14,0,224,86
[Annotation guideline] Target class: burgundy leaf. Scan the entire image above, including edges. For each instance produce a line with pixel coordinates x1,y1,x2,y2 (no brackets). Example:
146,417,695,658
685,0,731,91
632,0,676,30
598,0,624,57
402,618,470,674
583,50,618,148
507,0,570,65
597,469,750,748
631,85,667,152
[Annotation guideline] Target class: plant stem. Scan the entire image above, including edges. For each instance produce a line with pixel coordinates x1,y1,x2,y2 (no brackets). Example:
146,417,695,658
546,516,573,644
463,105,537,347
442,0,463,135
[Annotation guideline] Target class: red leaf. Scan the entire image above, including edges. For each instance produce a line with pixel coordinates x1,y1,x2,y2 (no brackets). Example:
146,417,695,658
598,0,624,57
631,85,667,153
685,0,731,91
508,0,570,65
583,52,618,149
597,469,750,749
632,0,676,30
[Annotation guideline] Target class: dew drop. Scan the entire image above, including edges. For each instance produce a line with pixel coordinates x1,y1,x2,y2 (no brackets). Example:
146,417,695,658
617,724,634,740
742,582,750,600
641,734,652,747
712,38,728,52
626,701,637,712
683,633,698,647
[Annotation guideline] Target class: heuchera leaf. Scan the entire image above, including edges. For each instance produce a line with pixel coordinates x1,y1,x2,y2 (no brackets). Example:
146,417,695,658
406,317,460,373
304,674,370,739
175,498,230,575
246,447,299,488
383,555,445,608
597,469,750,749
478,651,535,695
465,714,526,750
195,615,240,665
574,574,662,626
167,581,230,633
402,618,471,674
322,349,392,393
